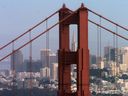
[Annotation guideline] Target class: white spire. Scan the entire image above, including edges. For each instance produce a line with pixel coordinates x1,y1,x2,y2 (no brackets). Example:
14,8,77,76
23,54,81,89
71,31,77,51
72,31,76,43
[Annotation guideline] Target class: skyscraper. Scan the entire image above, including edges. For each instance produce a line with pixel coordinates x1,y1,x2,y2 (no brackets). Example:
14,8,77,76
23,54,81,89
11,50,23,72
104,46,114,62
52,63,58,80
40,67,50,78
71,32,77,78
71,31,77,51
40,49,57,78
120,47,128,71
40,49,51,68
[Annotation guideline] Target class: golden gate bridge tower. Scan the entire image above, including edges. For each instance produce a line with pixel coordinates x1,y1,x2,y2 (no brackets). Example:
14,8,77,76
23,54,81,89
58,3,90,96
1,2,128,96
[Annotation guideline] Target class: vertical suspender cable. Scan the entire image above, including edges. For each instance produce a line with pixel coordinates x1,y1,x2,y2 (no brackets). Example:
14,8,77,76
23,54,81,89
29,30,32,96
46,18,50,93
99,16,102,93
115,25,118,93
113,25,116,76
99,17,102,60
97,26,99,66
12,41,16,96
97,24,101,92
115,25,118,76
46,19,50,80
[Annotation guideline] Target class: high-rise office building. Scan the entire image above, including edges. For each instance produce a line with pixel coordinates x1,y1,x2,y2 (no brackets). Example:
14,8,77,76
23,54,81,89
104,46,128,74
24,60,42,72
40,49,51,68
40,67,50,78
49,52,57,79
104,46,116,62
40,49,57,78
104,46,112,57
104,46,122,68
52,63,58,80
90,55,97,64
11,50,23,72
120,47,128,71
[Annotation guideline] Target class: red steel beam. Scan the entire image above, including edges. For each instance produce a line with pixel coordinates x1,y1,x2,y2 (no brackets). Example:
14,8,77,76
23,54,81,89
0,8,79,62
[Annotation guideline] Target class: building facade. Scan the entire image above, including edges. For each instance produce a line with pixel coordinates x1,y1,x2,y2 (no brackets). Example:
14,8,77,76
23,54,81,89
11,50,23,72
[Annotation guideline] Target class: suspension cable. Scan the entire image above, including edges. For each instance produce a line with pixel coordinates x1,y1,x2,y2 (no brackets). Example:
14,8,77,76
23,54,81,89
88,20,128,41
0,10,59,50
88,19,128,77
87,8,128,31
0,8,78,63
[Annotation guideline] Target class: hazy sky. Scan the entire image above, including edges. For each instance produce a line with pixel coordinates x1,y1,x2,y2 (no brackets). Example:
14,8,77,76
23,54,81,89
0,0,128,60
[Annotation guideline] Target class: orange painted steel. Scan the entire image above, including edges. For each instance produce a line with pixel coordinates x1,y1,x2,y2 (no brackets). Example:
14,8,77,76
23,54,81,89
58,4,90,96
0,8,78,62
0,4,128,96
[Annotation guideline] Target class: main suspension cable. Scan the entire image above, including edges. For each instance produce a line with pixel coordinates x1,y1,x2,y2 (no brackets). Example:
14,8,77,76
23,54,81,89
0,10,59,50
87,8,128,31
88,19,128,41
0,8,78,62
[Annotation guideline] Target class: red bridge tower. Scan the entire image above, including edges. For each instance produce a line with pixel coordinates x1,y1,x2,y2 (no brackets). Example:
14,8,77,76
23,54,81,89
58,4,90,96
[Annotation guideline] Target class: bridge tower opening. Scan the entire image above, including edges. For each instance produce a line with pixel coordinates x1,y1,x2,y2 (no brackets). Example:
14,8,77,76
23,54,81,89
58,3,90,96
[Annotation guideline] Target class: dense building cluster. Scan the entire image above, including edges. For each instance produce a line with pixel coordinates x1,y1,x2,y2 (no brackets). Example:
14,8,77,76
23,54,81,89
0,34,128,95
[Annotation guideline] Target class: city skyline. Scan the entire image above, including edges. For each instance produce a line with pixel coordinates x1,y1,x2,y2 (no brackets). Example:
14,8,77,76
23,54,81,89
0,1,128,60
0,1,128,95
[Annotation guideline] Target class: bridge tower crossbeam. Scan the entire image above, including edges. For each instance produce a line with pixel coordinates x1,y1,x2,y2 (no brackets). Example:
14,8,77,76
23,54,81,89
58,4,90,96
